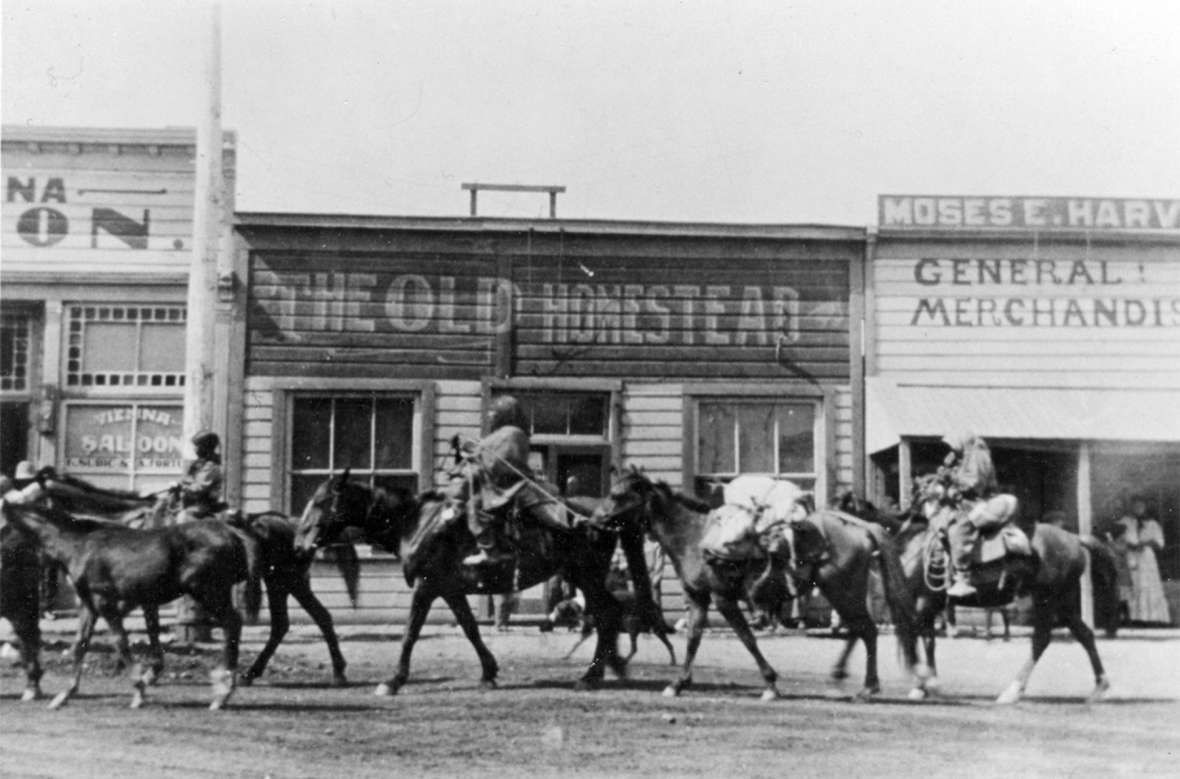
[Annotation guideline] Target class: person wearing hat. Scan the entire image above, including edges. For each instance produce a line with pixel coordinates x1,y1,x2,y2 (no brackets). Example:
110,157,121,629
937,432,1006,598
7,460,59,620
173,430,225,523
445,395,583,567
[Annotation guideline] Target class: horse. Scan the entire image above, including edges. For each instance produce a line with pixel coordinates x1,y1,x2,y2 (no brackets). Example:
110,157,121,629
1,498,257,710
293,470,648,694
595,467,919,701
842,490,1118,704
0,523,44,701
29,471,351,688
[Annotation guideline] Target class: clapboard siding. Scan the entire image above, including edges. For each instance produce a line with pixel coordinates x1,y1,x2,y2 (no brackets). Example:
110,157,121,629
872,242,1180,387
834,386,853,494
620,383,683,488
431,380,482,487
240,379,277,516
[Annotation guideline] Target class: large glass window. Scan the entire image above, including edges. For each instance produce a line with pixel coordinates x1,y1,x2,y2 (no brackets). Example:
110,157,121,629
288,394,418,513
61,402,184,492
695,399,818,501
66,305,186,388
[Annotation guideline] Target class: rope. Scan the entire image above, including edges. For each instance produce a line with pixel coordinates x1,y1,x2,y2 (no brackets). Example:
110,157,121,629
456,435,593,522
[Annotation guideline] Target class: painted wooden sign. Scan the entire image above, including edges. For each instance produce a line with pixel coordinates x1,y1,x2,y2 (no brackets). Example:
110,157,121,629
249,246,851,380
880,195,1180,231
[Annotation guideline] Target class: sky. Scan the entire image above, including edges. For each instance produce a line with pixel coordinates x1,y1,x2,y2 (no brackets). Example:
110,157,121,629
3,0,1179,225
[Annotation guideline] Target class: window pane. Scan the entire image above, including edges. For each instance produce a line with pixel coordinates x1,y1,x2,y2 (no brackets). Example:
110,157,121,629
333,398,373,470
777,404,815,473
291,397,333,470
84,323,136,372
139,322,186,373
374,397,414,469
737,404,775,472
290,473,326,516
530,396,567,435
698,403,735,474
569,394,607,435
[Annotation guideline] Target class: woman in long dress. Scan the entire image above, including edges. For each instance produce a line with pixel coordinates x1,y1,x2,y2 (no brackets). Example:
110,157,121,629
1117,496,1171,626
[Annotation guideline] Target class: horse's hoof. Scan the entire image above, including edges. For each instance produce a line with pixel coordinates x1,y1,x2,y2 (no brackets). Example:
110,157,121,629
760,687,780,702
854,686,880,702
374,682,398,697
1088,677,1111,703
479,678,497,690
130,696,144,709
662,685,679,698
331,674,348,688
574,677,601,692
21,687,43,703
238,674,255,688
907,687,928,701
609,659,629,680
47,692,69,710
996,682,1022,705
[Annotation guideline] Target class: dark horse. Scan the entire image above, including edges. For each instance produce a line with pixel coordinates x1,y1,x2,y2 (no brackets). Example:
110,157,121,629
1,522,44,701
596,468,919,701
294,471,642,694
841,490,1118,703
28,471,351,688
2,498,257,709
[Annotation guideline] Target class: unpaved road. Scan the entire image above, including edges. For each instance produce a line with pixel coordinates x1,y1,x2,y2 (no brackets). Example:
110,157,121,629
2,623,1178,778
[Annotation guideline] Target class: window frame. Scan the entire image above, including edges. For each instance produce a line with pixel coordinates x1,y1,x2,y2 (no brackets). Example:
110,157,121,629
64,303,187,391
270,378,435,517
683,382,835,507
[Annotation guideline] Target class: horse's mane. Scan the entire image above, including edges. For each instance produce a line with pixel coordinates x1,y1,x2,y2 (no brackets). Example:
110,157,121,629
49,471,151,503
648,478,711,514
7,500,125,534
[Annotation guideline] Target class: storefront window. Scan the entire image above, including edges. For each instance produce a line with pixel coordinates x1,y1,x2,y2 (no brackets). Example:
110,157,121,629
62,402,184,492
1,311,31,392
497,390,613,497
695,399,818,501
66,305,186,388
288,394,418,513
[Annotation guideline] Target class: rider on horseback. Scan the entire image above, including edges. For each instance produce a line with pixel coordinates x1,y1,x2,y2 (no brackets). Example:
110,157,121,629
172,431,226,522
449,395,585,567
940,431,1019,598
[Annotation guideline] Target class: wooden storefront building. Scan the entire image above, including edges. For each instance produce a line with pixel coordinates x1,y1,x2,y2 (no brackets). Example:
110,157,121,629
227,214,864,622
865,194,1180,624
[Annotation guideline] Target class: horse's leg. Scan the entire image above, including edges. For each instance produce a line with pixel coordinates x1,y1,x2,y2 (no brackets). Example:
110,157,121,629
666,592,709,697
377,582,434,696
48,604,97,710
101,611,147,709
442,592,499,690
572,576,624,690
10,609,43,702
1064,602,1109,702
997,596,1053,705
141,604,165,685
288,575,348,686
240,575,288,687
656,628,677,666
713,594,780,702
908,595,941,701
199,589,242,711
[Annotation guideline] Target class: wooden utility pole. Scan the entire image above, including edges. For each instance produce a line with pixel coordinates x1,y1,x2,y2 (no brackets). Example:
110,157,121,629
181,1,223,643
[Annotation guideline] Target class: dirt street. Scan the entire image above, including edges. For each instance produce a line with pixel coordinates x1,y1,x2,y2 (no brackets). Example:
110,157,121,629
2,622,1178,778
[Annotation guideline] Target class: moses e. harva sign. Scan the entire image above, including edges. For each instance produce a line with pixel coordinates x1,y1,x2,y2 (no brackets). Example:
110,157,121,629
879,195,1180,231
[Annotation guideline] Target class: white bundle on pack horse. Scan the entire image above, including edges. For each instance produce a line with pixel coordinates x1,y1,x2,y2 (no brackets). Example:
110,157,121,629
596,468,921,702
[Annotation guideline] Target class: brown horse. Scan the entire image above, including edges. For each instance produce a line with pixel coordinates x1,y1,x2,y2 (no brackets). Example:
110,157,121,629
30,471,351,687
595,468,919,701
2,497,259,710
844,490,1117,703
293,471,651,694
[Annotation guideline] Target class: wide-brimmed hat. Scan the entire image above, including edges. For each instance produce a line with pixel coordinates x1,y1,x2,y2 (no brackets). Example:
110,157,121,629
191,430,220,449
13,460,36,481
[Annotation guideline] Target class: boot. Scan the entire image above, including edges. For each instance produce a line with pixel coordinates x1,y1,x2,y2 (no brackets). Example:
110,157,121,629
947,569,977,598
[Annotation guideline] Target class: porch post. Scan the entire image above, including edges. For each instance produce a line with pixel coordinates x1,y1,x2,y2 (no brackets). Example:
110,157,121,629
1077,441,1094,627
899,437,913,510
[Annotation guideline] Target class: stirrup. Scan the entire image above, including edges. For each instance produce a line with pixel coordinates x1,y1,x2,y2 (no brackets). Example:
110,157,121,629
946,574,977,598
462,548,509,566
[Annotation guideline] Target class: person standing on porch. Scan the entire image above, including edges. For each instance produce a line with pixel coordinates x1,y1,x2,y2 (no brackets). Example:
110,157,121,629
1117,495,1171,626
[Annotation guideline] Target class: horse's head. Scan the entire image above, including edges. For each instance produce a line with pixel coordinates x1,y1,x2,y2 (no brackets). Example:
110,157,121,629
593,465,658,532
295,469,366,556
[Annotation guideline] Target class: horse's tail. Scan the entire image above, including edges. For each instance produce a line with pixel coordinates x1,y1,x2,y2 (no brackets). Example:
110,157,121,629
243,570,263,623
866,524,919,670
